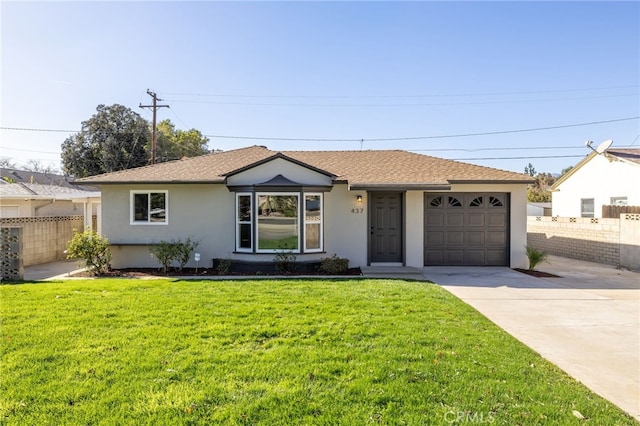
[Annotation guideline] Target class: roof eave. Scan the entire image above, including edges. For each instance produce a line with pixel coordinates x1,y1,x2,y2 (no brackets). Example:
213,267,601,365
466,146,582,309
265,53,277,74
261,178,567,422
74,180,225,185
447,179,534,184
348,183,452,191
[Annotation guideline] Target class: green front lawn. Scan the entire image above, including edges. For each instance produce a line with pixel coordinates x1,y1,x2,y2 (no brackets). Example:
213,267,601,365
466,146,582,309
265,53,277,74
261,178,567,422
0,279,635,425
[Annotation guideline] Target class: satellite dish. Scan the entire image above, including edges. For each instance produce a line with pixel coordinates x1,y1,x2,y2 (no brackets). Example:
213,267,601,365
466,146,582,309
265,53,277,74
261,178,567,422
595,139,613,154
585,139,613,155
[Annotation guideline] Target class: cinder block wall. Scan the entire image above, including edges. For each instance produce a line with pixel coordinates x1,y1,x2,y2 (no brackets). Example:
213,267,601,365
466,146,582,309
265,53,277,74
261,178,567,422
527,215,640,270
0,216,84,266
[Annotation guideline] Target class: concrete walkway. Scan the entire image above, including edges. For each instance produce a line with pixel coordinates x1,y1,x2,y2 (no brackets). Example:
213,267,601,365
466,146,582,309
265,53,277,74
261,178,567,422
23,260,83,281
422,255,640,421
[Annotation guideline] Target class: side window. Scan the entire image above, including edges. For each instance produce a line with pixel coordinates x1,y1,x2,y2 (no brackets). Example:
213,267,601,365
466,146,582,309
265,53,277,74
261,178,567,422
304,193,323,252
131,191,168,224
236,193,253,252
580,198,594,218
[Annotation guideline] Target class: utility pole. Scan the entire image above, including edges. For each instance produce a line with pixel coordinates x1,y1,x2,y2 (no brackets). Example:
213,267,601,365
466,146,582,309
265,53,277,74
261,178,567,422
139,89,169,164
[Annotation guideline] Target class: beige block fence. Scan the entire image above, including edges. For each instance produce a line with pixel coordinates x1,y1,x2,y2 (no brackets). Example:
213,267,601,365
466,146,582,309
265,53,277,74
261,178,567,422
0,216,85,267
527,214,640,271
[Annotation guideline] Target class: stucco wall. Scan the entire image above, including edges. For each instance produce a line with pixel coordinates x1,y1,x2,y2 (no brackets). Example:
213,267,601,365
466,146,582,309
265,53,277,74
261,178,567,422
102,184,234,268
0,199,84,217
552,155,640,218
101,181,529,270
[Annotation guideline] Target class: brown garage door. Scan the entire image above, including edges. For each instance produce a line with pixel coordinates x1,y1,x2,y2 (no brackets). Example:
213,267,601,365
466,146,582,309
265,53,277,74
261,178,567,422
424,193,509,266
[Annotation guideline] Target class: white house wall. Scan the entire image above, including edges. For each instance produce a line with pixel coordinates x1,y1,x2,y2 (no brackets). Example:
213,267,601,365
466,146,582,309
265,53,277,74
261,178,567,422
553,155,640,218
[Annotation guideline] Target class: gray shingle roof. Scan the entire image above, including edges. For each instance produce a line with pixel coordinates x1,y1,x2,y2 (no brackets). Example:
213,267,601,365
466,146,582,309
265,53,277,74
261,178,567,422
0,183,100,199
75,146,533,185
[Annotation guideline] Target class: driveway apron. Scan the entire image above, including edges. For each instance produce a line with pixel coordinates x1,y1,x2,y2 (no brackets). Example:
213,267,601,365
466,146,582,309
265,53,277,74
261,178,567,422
422,256,640,421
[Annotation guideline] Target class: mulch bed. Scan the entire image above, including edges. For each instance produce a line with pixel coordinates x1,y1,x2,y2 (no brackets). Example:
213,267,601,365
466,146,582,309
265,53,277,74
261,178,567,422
73,267,363,278
513,268,561,278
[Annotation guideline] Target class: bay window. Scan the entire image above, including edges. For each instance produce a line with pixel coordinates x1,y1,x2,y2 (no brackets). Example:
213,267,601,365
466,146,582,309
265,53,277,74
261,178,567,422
235,191,323,253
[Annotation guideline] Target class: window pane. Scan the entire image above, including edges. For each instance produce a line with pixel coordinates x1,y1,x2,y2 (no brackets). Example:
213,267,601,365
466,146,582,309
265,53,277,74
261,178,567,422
305,195,321,222
305,223,320,250
239,223,252,249
150,193,166,222
258,195,298,250
238,195,251,221
581,198,594,218
134,193,149,222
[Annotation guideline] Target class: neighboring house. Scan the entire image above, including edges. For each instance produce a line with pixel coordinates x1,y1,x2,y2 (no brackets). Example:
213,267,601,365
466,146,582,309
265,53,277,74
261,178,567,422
0,168,101,230
551,148,640,218
76,146,533,269
527,202,552,216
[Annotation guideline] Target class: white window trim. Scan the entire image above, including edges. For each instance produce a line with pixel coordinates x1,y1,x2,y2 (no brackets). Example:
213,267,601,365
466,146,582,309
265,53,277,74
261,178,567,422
130,190,169,225
610,196,628,206
304,192,323,253
235,193,253,252
256,192,301,254
580,198,594,218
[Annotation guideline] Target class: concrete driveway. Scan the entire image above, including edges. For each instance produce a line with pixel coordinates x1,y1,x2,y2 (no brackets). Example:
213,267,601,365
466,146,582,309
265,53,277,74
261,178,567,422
422,255,640,421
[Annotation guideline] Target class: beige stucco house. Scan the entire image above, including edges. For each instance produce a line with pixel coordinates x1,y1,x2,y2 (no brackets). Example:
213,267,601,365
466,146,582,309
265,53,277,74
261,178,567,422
551,148,640,218
76,146,532,270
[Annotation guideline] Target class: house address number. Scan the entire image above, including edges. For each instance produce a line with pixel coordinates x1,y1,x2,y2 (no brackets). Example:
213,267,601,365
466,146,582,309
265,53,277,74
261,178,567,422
350,208,364,214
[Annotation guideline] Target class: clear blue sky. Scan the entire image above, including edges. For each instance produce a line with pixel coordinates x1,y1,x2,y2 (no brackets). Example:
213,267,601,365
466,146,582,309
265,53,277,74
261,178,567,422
2,1,639,174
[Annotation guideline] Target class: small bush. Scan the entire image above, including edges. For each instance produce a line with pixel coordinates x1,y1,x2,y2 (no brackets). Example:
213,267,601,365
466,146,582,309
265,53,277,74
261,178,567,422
526,246,549,271
217,259,232,275
149,241,180,275
176,237,200,272
274,250,297,274
319,254,349,274
66,228,112,276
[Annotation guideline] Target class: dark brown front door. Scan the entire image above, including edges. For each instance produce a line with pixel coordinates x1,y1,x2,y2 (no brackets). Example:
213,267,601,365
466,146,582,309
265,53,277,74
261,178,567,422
369,192,403,263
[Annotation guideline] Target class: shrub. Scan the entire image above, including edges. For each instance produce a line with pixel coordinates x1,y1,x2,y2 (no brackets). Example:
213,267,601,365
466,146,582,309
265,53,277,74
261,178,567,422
526,245,549,271
66,228,112,276
274,250,297,274
319,254,349,274
149,237,201,274
175,237,200,272
217,259,232,275
149,240,180,275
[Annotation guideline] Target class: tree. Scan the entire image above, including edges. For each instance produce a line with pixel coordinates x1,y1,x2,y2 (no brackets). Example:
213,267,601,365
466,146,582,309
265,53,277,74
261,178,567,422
524,163,536,177
154,119,209,162
0,157,17,169
560,165,574,176
24,160,59,174
61,104,150,177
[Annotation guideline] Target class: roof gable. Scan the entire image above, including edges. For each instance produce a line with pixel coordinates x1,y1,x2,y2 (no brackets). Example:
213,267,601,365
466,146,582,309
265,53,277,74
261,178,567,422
551,148,640,191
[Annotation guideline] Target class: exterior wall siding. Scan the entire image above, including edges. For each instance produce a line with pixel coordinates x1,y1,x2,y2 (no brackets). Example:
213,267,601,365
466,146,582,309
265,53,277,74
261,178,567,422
527,215,640,270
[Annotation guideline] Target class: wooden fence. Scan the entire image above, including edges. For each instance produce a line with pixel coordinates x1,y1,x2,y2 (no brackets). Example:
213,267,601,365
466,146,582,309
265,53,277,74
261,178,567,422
602,205,640,218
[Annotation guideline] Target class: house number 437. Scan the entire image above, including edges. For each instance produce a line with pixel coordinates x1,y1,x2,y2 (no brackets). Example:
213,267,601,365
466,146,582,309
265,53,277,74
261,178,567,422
351,208,364,214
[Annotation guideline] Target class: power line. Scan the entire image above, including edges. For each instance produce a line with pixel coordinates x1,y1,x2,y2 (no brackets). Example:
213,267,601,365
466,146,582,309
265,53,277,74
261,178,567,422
450,154,586,161
162,93,638,107
159,84,639,99
2,116,638,143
